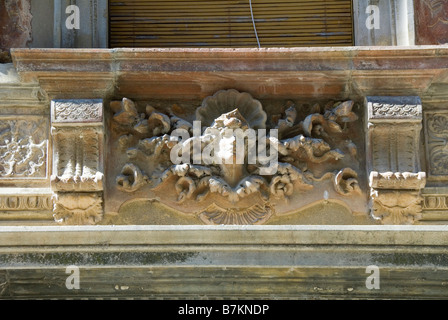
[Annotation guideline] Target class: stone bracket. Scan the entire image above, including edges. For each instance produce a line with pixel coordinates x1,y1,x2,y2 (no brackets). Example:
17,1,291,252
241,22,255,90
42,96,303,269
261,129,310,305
50,99,104,225
366,96,426,224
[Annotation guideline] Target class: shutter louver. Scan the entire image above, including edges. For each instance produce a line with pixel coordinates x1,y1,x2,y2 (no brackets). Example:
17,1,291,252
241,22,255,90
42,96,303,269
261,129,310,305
109,0,354,48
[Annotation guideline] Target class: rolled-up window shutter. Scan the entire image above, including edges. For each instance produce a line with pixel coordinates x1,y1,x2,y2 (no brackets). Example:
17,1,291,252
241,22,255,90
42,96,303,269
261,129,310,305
109,0,354,48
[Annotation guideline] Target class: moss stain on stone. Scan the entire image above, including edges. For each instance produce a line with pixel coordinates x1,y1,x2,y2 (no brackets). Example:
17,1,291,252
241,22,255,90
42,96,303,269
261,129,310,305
0,251,199,266
372,253,448,267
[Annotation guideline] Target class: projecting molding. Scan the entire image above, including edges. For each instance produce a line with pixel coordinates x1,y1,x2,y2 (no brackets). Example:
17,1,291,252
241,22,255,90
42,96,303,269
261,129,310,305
366,96,426,225
50,99,104,225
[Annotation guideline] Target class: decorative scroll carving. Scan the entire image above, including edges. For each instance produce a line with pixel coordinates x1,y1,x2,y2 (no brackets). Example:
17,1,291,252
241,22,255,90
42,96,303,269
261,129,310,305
51,99,104,225
366,96,426,225
111,90,362,225
0,118,47,178
424,111,448,178
334,168,361,196
420,190,448,221
53,193,103,225
0,195,52,211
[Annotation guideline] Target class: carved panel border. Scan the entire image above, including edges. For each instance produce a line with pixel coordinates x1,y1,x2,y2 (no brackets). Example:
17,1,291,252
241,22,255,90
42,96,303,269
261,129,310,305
0,194,52,211
51,99,103,124
421,188,448,221
106,90,366,225
424,110,448,181
0,116,48,180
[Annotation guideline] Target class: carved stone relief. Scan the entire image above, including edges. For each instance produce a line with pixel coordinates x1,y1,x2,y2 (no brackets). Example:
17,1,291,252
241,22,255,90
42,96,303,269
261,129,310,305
107,89,366,225
424,111,448,179
0,194,52,211
0,117,48,179
51,126,103,191
50,99,104,225
366,96,426,225
420,188,448,222
423,194,448,212
52,100,103,123
370,190,424,225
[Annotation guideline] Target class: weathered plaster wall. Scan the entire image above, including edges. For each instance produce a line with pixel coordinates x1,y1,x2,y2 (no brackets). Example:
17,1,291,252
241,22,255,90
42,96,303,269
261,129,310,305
353,0,415,46
0,0,32,62
414,0,448,45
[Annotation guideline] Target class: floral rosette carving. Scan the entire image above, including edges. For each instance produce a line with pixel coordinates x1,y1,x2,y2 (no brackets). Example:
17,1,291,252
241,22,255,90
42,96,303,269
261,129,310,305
0,119,47,177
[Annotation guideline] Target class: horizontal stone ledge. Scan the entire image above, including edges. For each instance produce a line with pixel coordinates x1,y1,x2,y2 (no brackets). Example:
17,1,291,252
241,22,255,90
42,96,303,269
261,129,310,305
10,46,448,100
12,46,448,72
1,225,448,246
2,266,448,299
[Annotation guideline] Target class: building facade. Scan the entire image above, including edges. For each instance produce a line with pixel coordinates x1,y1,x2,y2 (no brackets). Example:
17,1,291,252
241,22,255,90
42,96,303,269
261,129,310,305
0,0,448,299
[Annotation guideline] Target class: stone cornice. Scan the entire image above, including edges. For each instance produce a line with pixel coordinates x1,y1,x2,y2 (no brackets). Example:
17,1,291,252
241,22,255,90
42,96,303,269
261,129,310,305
1,225,448,247
10,46,448,101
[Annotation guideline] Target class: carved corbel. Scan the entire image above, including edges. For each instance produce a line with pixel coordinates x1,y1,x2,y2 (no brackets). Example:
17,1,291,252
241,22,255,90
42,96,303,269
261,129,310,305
366,96,426,224
50,99,104,225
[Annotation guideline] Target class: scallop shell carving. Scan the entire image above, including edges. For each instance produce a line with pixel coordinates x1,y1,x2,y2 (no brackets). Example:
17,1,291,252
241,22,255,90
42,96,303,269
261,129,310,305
196,89,267,129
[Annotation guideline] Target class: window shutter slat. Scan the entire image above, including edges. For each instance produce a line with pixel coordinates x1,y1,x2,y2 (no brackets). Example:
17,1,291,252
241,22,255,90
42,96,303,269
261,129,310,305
109,0,354,47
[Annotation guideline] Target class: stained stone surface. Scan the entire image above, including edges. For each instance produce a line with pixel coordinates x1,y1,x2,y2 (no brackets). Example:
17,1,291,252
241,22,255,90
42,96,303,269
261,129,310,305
1,47,448,227
0,0,32,61
415,0,448,45
0,225,448,299
106,90,366,225
0,8,447,300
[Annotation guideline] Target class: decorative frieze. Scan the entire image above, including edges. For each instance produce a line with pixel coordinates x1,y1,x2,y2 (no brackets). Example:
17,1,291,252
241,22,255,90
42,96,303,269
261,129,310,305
369,102,422,119
0,194,52,211
366,96,426,225
52,100,103,123
423,194,448,211
50,99,104,225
